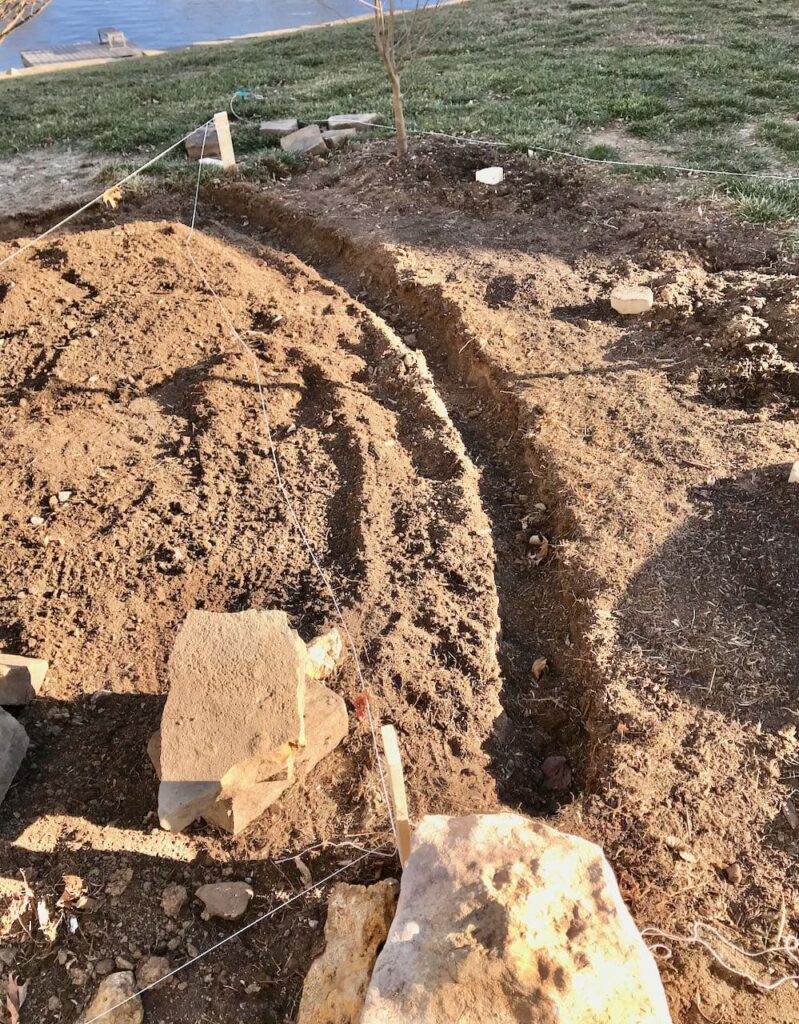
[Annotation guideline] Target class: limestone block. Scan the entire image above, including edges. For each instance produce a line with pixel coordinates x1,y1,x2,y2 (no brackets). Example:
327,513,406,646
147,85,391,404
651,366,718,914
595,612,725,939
361,814,672,1024
610,285,654,315
281,124,328,157
261,118,299,139
0,708,28,805
0,652,48,705
327,113,380,130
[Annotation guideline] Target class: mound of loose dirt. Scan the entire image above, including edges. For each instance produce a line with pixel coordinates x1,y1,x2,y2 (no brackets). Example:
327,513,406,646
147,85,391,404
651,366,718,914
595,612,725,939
0,220,506,1022
210,139,799,1024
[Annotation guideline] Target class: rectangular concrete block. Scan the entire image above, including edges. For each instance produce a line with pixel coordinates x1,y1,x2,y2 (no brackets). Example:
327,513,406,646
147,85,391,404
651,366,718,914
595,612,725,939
322,129,357,150
0,653,48,706
261,118,299,139
327,113,380,130
281,124,328,157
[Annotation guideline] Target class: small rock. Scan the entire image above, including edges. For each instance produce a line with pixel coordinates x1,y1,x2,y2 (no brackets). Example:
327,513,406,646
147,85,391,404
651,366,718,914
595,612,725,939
78,971,143,1024
29,515,44,526
196,881,253,921
136,954,171,989
610,285,654,315
476,166,504,186
789,461,799,484
48,996,62,1012
95,957,115,976
58,490,73,504
105,866,133,897
541,755,572,790
0,947,15,966
723,862,742,885
161,883,188,919
115,957,134,971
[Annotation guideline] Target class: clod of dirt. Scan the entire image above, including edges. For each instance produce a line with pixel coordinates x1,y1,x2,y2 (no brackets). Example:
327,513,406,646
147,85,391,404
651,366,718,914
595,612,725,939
540,755,572,791
135,955,171,989
195,882,253,921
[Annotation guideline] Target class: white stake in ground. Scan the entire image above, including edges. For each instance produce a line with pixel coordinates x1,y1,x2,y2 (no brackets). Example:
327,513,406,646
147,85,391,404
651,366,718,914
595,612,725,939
380,724,412,867
213,110,236,169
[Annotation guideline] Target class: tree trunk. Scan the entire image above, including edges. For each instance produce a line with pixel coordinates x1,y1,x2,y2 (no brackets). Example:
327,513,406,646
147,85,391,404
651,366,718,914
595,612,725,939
388,66,408,158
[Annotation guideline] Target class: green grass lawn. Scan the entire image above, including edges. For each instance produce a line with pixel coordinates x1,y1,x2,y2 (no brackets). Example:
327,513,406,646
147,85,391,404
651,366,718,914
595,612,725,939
1,0,799,219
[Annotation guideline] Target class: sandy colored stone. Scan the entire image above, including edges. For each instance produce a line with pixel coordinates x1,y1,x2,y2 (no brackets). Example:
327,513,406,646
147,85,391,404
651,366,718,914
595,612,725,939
160,883,188,919
305,627,345,679
281,124,327,157
610,284,654,315
361,814,672,1024
78,971,143,1024
298,880,399,1024
0,652,48,705
0,707,28,805
196,881,253,920
158,609,307,830
789,460,799,483
201,679,348,834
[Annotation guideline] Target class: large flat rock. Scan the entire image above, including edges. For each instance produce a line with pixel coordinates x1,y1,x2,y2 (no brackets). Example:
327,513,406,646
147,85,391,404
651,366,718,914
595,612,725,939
161,608,307,784
0,707,28,805
361,814,672,1024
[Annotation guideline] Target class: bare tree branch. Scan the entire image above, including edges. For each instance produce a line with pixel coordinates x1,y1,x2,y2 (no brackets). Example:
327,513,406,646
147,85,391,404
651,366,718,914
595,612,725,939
356,0,445,157
0,0,53,45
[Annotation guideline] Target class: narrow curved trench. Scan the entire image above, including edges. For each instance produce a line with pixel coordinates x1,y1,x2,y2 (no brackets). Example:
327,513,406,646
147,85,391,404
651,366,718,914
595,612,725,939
206,190,608,816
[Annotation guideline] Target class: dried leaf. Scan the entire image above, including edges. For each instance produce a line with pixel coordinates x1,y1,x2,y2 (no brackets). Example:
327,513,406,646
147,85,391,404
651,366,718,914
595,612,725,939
531,657,548,681
101,186,123,209
6,974,28,1024
57,874,88,909
294,857,313,888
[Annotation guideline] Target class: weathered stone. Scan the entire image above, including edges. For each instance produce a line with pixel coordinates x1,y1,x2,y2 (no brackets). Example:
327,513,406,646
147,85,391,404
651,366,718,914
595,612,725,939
322,129,357,150
0,652,48,705
475,166,504,185
201,679,348,834
789,460,799,484
281,124,328,157
361,814,672,1024
185,126,221,160
78,971,143,1024
136,954,171,989
160,883,188,919
298,880,399,1024
0,708,28,805
327,113,380,130
261,118,299,139
305,627,344,679
159,608,307,831
196,881,253,920
610,284,654,315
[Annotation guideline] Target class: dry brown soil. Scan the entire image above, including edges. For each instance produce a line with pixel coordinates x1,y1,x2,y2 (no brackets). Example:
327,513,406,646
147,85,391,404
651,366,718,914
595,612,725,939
0,140,798,1024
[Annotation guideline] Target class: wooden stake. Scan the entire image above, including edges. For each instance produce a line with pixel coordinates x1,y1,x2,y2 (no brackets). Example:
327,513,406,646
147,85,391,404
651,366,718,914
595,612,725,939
380,724,412,867
213,110,236,170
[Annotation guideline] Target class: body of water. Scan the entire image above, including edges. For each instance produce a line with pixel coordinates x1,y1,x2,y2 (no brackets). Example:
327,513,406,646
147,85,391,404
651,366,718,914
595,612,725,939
2,0,372,70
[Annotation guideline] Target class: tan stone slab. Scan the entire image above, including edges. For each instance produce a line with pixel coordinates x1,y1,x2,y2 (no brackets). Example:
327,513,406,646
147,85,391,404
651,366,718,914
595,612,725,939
0,652,48,705
160,609,307,785
0,708,28,805
281,124,328,157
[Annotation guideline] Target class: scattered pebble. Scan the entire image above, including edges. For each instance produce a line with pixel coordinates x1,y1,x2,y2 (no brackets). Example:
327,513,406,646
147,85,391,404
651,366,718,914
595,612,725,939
30,515,44,527
196,881,253,921
161,883,188,919
136,954,171,989
723,862,742,885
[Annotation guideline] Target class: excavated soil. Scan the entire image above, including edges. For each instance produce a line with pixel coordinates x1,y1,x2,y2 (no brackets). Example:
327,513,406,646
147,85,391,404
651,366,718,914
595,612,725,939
1,139,798,1024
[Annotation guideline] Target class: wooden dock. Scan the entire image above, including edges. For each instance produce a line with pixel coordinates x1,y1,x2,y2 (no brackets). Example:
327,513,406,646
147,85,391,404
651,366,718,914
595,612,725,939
20,29,145,69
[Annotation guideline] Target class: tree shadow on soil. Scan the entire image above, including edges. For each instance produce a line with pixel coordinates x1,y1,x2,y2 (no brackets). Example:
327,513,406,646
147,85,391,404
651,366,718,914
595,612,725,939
617,461,799,731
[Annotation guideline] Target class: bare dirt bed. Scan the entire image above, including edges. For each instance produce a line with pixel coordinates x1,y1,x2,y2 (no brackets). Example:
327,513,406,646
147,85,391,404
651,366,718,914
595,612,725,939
0,141,798,1024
